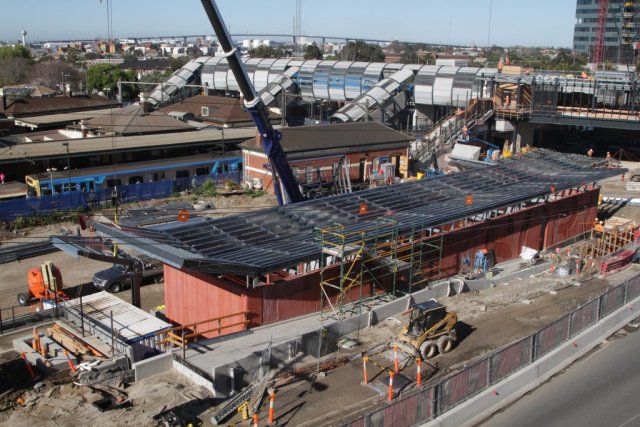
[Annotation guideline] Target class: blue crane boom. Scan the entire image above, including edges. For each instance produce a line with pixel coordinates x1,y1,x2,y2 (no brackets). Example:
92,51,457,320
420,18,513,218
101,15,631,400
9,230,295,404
200,0,305,205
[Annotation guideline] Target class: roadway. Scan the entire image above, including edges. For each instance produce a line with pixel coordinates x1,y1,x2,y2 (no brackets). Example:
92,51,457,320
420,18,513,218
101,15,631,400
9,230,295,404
479,323,640,427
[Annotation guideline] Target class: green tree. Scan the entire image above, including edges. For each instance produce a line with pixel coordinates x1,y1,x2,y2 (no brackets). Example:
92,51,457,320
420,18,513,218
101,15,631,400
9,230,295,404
400,45,420,64
304,43,323,60
30,61,82,92
0,57,30,86
122,51,138,61
86,64,138,100
186,46,201,59
139,71,170,85
0,44,32,61
170,56,190,71
65,47,78,65
248,45,284,58
340,41,385,62
0,45,33,86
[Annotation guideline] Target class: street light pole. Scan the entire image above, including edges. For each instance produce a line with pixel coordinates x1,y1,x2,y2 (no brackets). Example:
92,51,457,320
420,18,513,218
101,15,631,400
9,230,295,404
62,142,70,188
46,167,57,195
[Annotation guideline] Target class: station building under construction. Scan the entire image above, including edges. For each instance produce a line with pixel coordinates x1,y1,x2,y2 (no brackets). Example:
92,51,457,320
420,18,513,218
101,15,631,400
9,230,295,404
95,149,621,336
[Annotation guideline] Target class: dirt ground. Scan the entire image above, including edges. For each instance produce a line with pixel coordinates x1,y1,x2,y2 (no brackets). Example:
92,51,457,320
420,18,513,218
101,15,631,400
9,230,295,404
2,263,635,427
0,193,278,317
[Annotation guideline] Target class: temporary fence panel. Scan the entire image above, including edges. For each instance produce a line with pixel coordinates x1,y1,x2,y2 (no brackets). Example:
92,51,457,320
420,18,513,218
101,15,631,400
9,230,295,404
343,419,365,427
342,386,434,427
0,192,88,221
489,336,533,384
438,358,490,414
383,393,419,427
415,387,435,422
0,172,242,221
534,315,570,359
117,181,174,203
627,275,640,301
569,299,599,337
600,285,626,318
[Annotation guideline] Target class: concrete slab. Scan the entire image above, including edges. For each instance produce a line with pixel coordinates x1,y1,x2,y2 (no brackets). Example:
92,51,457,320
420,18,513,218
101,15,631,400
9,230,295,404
178,280,454,391
133,352,172,382
12,333,77,373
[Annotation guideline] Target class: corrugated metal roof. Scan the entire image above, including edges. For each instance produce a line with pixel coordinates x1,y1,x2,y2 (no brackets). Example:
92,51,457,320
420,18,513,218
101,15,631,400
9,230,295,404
62,291,170,343
13,108,123,127
239,121,411,153
94,149,625,277
86,104,195,135
0,127,258,164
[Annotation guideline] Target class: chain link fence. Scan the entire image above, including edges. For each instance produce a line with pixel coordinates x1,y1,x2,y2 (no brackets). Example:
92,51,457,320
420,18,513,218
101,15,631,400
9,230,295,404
342,272,640,427
0,172,241,221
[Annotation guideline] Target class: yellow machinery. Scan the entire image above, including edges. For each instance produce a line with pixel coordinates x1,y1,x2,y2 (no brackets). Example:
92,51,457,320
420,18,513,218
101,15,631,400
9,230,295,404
394,299,458,359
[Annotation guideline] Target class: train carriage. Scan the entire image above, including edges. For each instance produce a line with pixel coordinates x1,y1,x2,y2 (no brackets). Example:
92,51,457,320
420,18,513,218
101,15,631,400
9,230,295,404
25,153,242,198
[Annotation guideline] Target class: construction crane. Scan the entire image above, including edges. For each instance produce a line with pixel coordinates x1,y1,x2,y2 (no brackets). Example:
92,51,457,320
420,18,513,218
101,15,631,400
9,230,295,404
593,0,610,71
200,0,305,205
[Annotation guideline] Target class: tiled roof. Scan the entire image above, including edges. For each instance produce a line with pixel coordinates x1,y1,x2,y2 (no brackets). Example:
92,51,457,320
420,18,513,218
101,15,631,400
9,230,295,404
1,95,119,117
240,121,411,153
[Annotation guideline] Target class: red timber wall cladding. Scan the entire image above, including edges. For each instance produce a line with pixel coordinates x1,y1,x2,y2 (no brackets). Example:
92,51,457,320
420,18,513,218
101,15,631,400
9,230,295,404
164,188,599,336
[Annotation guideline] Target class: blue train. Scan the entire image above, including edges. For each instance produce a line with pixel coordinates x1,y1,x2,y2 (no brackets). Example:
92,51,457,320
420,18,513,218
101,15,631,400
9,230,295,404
25,153,242,197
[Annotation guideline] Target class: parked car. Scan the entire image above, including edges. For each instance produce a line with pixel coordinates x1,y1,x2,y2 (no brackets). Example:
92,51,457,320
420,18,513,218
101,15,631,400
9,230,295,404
92,256,163,293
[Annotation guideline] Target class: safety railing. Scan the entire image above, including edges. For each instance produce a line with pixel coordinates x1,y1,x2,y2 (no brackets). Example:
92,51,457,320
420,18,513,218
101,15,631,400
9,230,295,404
411,99,494,165
341,270,640,427
156,311,251,357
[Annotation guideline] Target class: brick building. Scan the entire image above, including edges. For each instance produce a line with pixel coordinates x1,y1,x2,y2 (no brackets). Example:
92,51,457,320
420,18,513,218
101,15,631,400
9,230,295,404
240,121,411,196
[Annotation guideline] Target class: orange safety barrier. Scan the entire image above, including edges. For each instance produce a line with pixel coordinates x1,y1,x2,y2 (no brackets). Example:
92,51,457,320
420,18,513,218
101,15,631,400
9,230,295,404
20,352,36,380
177,210,189,222
393,344,399,373
416,358,422,386
362,355,369,384
63,351,77,374
388,371,394,401
32,327,39,351
253,413,259,427
268,390,276,424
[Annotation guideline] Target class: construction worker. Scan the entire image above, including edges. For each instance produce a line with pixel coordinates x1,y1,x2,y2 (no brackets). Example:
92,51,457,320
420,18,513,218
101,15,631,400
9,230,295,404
462,126,469,140
594,220,604,237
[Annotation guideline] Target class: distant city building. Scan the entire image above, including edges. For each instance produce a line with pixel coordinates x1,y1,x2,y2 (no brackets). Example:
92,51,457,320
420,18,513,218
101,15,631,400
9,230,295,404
435,55,471,67
573,0,639,64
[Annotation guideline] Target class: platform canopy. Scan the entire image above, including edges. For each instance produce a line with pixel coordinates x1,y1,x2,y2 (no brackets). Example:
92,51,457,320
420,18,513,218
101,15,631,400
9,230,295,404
94,149,624,277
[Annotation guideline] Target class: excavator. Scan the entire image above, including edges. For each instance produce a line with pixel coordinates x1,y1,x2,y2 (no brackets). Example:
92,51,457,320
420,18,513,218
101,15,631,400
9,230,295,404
17,261,69,307
392,299,458,359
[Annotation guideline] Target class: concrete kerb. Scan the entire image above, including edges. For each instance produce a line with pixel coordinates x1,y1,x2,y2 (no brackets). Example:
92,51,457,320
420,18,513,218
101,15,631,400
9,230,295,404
464,261,552,292
425,295,640,427
133,351,173,382
173,354,215,394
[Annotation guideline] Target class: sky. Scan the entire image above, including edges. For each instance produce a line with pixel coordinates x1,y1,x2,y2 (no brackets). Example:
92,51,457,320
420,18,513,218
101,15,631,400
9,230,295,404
1,0,577,48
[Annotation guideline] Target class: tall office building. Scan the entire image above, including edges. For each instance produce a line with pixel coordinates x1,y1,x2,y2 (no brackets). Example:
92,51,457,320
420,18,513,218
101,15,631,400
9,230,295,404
573,0,638,64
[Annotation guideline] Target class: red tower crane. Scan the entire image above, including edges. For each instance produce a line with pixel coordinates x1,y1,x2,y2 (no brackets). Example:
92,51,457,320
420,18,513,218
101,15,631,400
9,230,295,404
593,0,610,71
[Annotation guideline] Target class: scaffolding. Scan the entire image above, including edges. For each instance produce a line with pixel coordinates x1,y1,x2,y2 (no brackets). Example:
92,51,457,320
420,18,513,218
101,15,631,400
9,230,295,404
546,220,640,278
318,217,444,320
